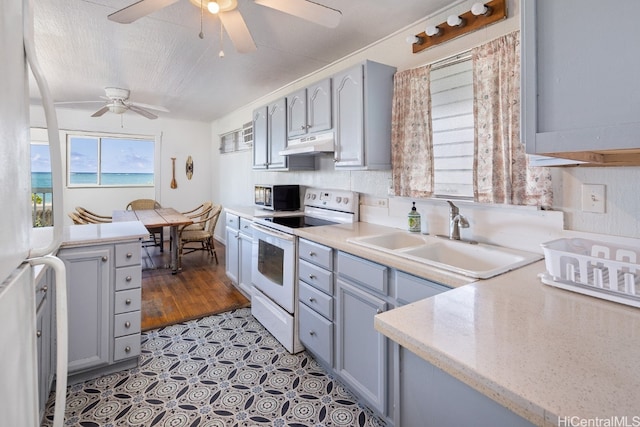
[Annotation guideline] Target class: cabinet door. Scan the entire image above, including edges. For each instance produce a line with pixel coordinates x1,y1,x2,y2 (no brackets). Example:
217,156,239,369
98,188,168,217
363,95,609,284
252,106,268,169
267,98,288,170
307,78,332,133
59,246,111,373
522,0,640,156
335,278,387,414
238,231,253,296
225,227,239,284
333,64,365,167
287,88,307,138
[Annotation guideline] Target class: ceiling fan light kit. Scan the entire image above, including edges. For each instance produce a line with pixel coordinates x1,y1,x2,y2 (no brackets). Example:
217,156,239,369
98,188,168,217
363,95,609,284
408,0,506,54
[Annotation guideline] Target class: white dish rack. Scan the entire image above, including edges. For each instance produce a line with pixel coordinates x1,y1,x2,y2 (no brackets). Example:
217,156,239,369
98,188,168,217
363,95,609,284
540,238,640,308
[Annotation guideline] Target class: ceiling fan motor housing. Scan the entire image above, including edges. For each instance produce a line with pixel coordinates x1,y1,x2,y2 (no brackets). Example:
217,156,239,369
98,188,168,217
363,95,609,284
105,87,130,100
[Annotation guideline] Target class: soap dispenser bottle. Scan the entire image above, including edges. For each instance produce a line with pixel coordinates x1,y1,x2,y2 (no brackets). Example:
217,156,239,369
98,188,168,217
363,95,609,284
408,202,421,232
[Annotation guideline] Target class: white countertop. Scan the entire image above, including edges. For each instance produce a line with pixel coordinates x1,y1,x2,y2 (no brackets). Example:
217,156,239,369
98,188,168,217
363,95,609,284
32,221,149,250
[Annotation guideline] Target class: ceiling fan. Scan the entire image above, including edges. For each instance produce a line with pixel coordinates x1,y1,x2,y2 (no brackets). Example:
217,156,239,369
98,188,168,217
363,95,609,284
55,87,169,120
107,0,342,54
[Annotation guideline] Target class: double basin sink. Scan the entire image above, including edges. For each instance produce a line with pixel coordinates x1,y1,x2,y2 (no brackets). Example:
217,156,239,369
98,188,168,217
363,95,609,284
347,232,542,279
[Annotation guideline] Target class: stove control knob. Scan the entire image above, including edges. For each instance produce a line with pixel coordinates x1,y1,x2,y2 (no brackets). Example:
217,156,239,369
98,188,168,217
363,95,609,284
306,193,311,199
343,197,349,204
310,194,316,200
335,196,342,203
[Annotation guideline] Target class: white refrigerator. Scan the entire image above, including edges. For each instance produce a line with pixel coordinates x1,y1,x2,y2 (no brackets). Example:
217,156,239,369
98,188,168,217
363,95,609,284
0,0,68,426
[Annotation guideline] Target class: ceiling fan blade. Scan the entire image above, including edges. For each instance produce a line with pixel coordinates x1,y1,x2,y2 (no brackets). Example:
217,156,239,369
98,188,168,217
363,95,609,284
254,0,341,28
219,9,257,54
108,0,180,24
128,105,158,119
91,106,110,117
54,100,105,107
130,101,169,113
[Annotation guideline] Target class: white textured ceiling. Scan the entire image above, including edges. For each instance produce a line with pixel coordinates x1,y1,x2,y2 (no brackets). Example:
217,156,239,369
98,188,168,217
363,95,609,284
31,0,452,122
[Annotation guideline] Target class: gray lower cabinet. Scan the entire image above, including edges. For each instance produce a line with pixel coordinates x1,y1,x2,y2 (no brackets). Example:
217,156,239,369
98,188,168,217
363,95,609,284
399,348,535,427
35,265,55,419
225,225,240,285
58,239,142,383
335,252,388,415
224,213,253,297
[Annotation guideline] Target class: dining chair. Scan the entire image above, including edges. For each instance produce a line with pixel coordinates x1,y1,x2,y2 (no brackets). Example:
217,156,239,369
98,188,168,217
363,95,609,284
181,201,213,231
68,212,89,225
178,204,222,264
126,198,164,252
75,207,112,224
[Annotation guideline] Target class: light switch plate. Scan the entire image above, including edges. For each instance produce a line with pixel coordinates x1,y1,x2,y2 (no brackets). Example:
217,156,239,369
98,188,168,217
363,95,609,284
581,184,605,213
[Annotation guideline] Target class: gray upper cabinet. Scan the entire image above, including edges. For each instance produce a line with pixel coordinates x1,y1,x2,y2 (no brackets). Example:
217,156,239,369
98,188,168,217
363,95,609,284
521,0,640,163
287,78,332,139
252,99,315,171
333,60,396,169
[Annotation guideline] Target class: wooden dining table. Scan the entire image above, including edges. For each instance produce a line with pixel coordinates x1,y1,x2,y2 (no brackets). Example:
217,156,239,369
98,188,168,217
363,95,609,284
113,208,193,274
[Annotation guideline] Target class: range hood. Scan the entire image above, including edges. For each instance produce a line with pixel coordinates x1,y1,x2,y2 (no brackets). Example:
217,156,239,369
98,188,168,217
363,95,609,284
279,131,334,156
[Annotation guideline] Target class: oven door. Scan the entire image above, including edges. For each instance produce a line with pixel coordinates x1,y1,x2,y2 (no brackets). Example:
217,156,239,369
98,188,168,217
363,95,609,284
251,223,296,313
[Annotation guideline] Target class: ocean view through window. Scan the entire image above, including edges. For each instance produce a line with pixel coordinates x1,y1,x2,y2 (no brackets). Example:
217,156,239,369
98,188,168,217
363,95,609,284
68,134,155,187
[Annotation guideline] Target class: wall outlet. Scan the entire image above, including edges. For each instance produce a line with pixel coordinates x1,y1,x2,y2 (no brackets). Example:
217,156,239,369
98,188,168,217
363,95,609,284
361,196,388,208
581,184,605,213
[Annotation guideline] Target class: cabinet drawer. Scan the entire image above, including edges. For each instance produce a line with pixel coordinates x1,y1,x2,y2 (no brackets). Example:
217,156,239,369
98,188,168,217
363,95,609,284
337,252,388,295
299,303,333,366
226,213,239,230
113,333,141,361
395,271,450,305
114,288,141,314
298,259,333,295
239,218,253,237
299,239,332,269
114,311,141,338
114,242,141,267
115,265,141,291
299,281,333,320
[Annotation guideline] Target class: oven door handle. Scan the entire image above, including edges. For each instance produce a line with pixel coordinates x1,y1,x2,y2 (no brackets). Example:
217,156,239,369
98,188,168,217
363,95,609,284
251,223,296,241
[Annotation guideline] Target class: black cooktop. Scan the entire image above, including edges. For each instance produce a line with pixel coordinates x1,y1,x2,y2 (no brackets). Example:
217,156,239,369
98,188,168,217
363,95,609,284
262,215,337,229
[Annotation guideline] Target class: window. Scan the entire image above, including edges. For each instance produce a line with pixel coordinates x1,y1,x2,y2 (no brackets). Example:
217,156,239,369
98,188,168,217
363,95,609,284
219,121,253,154
30,128,53,227
430,56,474,199
67,133,155,187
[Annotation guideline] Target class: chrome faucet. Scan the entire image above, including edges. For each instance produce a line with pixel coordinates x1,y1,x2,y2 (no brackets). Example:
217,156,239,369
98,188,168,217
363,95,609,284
447,201,469,240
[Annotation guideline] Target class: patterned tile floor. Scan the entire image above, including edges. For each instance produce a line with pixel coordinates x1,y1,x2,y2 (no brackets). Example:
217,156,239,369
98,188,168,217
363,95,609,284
42,308,386,427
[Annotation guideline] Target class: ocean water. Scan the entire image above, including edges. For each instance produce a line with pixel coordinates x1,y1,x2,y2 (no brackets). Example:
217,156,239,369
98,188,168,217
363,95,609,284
31,172,154,203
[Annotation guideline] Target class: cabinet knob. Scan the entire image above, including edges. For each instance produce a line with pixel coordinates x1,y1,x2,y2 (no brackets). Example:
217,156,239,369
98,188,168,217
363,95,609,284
125,346,131,353
102,256,108,262
306,125,311,129
41,285,48,293
376,308,383,314
309,331,316,336
124,321,131,328
308,297,316,303
36,330,42,338
125,299,132,305
309,251,316,257
126,252,133,258
301,125,306,130
308,274,316,280
126,276,132,282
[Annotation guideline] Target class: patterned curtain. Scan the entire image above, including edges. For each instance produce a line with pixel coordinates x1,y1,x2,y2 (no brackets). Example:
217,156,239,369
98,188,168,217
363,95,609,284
391,65,434,197
472,31,553,207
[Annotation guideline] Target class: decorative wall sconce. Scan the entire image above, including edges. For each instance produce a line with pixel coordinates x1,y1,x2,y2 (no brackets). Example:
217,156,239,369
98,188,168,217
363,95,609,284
407,0,506,54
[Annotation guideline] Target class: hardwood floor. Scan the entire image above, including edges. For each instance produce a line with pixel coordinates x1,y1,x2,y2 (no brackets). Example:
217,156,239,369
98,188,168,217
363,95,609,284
140,240,250,331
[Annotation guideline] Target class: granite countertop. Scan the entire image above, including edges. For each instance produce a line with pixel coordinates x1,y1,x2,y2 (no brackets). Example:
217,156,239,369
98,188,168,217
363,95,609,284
374,261,640,426
32,221,149,249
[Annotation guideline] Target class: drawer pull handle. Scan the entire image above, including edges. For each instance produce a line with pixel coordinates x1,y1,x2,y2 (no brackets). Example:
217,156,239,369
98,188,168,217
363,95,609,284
125,276,132,282
102,256,108,262
308,297,316,303
308,274,316,280
126,252,133,258
125,299,132,305
125,346,131,353
36,330,42,338
124,321,131,328
309,331,316,336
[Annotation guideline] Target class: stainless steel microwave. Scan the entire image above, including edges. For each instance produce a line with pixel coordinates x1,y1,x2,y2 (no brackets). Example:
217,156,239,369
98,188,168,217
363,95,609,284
254,185,300,211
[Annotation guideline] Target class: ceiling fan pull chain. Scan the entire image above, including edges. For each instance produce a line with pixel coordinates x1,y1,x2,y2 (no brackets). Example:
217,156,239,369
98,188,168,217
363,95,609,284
199,0,204,39
219,18,224,58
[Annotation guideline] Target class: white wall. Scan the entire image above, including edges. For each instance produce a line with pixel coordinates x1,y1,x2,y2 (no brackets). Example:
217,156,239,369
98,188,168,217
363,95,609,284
210,0,640,243
30,105,212,226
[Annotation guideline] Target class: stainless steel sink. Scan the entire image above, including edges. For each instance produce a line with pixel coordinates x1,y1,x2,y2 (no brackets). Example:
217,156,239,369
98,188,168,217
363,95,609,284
348,231,542,279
